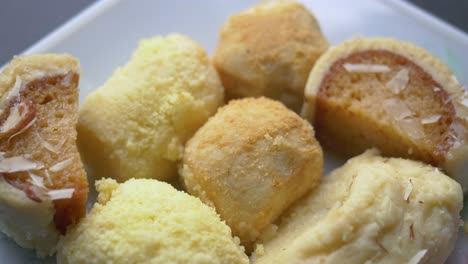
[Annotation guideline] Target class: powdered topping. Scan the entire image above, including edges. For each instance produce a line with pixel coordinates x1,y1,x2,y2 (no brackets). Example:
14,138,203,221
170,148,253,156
420,115,441,125
383,99,413,120
343,63,390,73
0,156,44,173
386,68,409,94
49,158,73,172
404,178,413,202
47,188,74,200
408,249,428,264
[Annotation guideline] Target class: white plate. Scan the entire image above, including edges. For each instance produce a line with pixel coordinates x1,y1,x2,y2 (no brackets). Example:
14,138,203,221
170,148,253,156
1,0,467,263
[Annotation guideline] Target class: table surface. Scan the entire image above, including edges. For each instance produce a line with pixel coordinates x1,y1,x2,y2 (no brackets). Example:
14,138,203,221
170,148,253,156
0,0,467,65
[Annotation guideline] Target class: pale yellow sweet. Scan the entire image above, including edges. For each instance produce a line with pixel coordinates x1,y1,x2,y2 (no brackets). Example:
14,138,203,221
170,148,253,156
57,179,249,264
77,34,224,182
255,149,463,264
181,97,323,252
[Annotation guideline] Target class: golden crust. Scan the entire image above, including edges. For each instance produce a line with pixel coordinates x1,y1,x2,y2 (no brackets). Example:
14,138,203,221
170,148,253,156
182,97,323,251
213,0,329,112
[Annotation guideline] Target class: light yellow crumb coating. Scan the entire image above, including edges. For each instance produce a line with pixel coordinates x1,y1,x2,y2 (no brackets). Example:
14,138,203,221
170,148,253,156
255,149,463,264
77,34,224,182
57,179,248,264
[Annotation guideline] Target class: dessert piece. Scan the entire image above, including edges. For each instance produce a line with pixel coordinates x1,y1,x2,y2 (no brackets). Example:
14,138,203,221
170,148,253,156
0,54,88,256
302,38,468,190
78,34,224,183
254,149,463,264
213,0,329,112
181,97,323,251
57,179,249,264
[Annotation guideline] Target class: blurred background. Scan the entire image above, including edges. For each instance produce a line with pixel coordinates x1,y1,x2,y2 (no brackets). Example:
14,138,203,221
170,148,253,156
0,0,467,65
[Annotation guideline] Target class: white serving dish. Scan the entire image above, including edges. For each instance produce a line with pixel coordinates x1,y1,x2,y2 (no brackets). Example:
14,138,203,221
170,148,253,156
1,0,467,263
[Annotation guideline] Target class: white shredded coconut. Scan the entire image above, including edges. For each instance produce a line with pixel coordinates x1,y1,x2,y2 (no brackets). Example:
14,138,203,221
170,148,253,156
408,249,428,264
28,171,45,188
36,132,59,154
48,188,75,200
386,68,409,94
404,179,413,202
343,63,390,73
49,158,73,172
0,156,44,173
420,115,441,125
7,117,36,143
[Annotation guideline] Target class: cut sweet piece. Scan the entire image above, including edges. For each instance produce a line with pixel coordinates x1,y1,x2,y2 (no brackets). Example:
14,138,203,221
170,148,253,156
0,54,88,256
181,97,323,252
302,38,468,191
255,150,463,264
213,0,329,112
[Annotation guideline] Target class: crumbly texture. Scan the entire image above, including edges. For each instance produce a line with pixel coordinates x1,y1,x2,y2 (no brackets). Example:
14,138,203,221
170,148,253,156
57,179,249,264
255,149,463,264
78,34,224,183
182,97,323,251
0,54,88,256
213,0,329,112
302,38,468,191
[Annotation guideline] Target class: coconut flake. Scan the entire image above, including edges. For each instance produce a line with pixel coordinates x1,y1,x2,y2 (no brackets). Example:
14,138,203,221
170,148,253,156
0,102,27,134
383,99,413,120
398,118,425,140
344,63,390,73
0,76,22,110
7,116,36,143
433,87,441,92
44,169,52,185
404,179,413,202
36,132,59,154
47,188,74,200
421,115,441,125
49,158,73,172
386,68,409,94
0,156,44,173
408,249,428,264
28,171,45,188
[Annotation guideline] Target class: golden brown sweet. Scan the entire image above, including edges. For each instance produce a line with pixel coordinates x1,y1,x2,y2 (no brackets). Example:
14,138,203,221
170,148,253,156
302,38,468,191
255,150,463,264
0,54,88,256
213,0,329,112
181,97,323,251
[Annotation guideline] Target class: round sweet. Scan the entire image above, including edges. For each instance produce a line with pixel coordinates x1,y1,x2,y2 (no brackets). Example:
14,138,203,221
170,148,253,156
77,34,224,182
181,97,323,251
302,37,468,191
213,0,329,112
57,179,249,264
256,149,463,264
